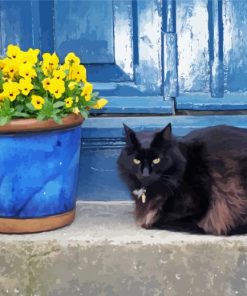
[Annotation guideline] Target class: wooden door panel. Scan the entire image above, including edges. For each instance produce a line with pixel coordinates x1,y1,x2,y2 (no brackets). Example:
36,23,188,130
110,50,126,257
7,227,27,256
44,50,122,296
223,0,247,92
176,0,210,93
54,0,114,63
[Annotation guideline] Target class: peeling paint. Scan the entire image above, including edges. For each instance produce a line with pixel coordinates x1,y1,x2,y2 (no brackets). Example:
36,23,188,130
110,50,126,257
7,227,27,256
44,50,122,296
223,0,247,92
54,0,114,63
114,1,134,80
177,0,210,93
135,0,163,93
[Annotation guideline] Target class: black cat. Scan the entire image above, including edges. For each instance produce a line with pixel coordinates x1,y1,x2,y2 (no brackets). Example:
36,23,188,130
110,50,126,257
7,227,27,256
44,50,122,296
117,123,247,235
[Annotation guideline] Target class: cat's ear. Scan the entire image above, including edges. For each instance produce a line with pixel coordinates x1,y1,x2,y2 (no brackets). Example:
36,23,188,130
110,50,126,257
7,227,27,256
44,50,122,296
123,123,139,146
151,123,172,148
161,123,172,140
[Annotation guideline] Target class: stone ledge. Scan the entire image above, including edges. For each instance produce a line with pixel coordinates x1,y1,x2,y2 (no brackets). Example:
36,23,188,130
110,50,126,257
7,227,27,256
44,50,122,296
0,201,247,296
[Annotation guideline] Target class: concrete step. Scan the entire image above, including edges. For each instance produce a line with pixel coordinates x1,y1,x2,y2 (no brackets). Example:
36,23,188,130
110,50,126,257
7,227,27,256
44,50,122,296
1,201,247,296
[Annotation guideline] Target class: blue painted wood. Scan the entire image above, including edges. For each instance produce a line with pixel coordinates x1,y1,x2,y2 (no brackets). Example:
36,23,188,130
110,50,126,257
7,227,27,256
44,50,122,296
174,0,247,99
135,0,163,94
92,82,160,96
113,0,134,80
208,0,224,97
162,1,178,98
176,94,247,111
223,0,247,92
86,65,132,83
164,0,176,33
163,33,178,98
2,0,247,103
39,0,54,53
0,126,81,217
54,0,114,63
91,96,174,114
0,0,33,54
0,1,2,54
30,0,41,50
78,114,247,200
77,146,128,201
81,115,247,139
176,0,210,93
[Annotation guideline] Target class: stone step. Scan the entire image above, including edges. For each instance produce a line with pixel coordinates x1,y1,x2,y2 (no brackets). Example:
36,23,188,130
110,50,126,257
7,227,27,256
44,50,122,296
1,201,247,296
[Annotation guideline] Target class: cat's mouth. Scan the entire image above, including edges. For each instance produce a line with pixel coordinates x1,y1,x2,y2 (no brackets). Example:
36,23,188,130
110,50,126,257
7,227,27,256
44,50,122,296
139,177,156,187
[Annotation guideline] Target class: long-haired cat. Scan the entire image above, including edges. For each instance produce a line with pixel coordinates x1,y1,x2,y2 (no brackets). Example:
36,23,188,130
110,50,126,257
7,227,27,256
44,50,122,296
117,123,247,235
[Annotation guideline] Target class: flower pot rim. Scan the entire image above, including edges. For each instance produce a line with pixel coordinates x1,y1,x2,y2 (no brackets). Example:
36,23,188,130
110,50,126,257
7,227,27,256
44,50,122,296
0,113,84,134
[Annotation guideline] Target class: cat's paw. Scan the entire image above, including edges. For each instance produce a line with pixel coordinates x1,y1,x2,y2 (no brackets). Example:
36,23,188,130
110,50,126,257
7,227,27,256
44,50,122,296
136,209,158,229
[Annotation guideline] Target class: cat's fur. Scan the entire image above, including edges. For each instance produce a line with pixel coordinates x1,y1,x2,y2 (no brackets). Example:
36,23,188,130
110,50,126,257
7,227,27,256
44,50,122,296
117,123,247,235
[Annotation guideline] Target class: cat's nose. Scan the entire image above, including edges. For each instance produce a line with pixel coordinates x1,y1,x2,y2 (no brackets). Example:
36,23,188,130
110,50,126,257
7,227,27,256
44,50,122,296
142,167,150,177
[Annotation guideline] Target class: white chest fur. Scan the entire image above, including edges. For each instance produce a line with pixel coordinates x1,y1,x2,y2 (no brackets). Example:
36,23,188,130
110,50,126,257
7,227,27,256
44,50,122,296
133,188,146,203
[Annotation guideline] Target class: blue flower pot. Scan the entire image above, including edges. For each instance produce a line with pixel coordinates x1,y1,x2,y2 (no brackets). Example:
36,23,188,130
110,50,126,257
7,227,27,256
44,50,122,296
0,114,83,233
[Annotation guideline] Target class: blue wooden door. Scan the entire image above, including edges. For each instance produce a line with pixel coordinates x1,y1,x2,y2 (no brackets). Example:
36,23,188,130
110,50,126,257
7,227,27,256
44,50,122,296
1,0,247,109
175,0,247,110
0,0,175,113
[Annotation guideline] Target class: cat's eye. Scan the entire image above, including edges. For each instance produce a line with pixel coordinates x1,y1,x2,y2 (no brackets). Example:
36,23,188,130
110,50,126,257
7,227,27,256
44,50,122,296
153,158,160,164
133,158,141,165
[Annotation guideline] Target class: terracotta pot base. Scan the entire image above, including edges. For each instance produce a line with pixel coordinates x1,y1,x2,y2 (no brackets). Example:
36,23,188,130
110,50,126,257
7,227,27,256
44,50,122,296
0,209,75,234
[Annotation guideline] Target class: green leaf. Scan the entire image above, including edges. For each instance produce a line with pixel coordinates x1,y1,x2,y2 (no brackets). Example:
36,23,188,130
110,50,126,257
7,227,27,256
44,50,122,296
80,110,89,119
33,85,40,90
26,102,35,111
14,112,30,118
37,113,46,121
84,100,97,107
3,99,10,109
52,114,62,124
91,92,99,98
53,101,65,109
41,101,53,117
16,105,24,112
0,116,9,126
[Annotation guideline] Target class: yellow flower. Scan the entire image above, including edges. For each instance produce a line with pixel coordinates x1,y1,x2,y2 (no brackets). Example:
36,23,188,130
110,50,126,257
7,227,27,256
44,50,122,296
0,59,7,71
73,107,80,114
42,78,52,91
65,64,85,81
3,81,20,101
64,52,80,65
2,59,19,79
42,53,59,75
41,63,49,76
68,81,77,90
18,48,40,66
69,64,86,82
31,95,45,110
85,93,91,102
92,98,108,109
49,79,65,99
27,48,40,62
18,78,33,96
81,82,93,97
60,63,69,72
19,64,37,79
6,45,21,60
0,92,7,101
53,69,66,80
65,97,73,108
43,53,59,66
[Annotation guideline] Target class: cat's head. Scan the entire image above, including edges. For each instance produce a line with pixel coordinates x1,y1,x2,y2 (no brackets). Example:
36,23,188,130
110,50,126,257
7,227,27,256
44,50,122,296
118,123,186,187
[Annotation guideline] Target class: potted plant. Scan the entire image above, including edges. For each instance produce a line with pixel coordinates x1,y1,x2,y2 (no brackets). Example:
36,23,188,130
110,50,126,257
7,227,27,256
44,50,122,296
0,44,107,233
